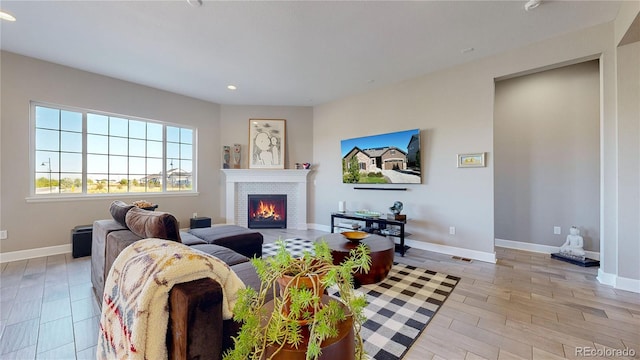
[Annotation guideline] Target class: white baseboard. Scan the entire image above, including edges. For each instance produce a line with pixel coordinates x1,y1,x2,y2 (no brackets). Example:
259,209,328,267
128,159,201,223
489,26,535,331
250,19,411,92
598,268,640,294
597,268,617,287
308,223,496,263
616,276,640,293
405,239,497,263
0,244,71,263
309,223,331,232
494,238,600,261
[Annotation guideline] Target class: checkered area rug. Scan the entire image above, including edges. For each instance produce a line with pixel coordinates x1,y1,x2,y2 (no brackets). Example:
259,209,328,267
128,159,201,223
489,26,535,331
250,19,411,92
262,238,460,360
262,238,315,258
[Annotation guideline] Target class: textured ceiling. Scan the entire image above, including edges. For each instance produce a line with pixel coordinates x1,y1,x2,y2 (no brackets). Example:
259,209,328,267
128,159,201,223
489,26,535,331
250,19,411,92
0,1,622,106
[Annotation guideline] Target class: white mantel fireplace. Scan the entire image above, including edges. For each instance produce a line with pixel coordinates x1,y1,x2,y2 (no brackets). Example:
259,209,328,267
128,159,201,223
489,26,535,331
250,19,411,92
221,169,311,230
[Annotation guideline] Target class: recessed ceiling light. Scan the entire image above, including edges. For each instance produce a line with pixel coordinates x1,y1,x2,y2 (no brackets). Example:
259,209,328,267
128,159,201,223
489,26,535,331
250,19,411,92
0,10,16,22
524,0,541,11
187,0,203,7
227,85,237,90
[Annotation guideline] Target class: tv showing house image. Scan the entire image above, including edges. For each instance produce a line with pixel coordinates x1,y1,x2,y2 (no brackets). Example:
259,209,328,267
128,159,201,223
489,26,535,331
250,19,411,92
341,129,421,184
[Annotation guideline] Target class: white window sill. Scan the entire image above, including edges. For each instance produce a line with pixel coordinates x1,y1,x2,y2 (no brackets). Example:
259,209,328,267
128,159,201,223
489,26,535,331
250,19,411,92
25,192,199,203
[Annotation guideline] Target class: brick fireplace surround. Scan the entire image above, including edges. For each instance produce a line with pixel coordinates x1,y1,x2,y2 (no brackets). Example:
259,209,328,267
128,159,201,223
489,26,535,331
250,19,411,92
221,169,311,230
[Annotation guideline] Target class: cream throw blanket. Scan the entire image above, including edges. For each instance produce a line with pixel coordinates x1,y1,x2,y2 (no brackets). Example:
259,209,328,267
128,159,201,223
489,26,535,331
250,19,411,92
96,238,245,360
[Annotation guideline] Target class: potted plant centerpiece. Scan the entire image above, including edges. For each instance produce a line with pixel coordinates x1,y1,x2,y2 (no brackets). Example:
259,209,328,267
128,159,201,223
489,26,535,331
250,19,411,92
223,239,371,360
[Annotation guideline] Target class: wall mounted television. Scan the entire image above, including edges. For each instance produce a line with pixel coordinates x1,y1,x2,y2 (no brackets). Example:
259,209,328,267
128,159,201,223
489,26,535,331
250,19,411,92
341,128,421,184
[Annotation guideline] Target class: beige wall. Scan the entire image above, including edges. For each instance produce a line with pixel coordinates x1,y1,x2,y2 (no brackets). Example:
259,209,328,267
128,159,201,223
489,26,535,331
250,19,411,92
312,22,616,262
313,65,496,258
0,51,221,253
0,52,3,246
219,105,314,170
616,41,640,281
217,105,314,222
494,60,600,251
604,1,640,289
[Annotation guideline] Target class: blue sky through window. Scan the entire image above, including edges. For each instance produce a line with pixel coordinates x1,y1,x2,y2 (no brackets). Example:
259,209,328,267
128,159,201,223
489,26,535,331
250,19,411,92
34,104,194,193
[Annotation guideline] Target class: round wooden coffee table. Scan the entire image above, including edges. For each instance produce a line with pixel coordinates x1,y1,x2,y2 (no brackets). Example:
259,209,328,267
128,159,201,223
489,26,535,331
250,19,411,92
317,233,394,285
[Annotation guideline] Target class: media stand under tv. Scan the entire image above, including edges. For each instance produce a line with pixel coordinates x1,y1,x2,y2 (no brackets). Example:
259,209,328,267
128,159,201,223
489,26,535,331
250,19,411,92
330,212,409,256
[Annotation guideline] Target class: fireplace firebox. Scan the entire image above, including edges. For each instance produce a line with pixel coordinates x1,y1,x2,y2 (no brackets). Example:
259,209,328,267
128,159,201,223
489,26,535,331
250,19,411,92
248,194,287,229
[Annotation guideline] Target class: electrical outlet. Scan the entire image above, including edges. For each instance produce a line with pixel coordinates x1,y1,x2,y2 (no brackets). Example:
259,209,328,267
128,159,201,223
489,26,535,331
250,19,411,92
0,230,7,240
192,212,198,219
554,226,561,235
449,226,456,235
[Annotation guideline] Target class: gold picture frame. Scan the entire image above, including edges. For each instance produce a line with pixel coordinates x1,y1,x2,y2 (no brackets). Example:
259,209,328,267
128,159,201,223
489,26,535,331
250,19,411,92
249,119,286,169
457,152,486,168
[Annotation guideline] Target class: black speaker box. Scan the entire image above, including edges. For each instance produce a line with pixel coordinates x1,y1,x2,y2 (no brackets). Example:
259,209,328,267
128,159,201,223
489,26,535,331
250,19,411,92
190,217,212,229
71,225,92,258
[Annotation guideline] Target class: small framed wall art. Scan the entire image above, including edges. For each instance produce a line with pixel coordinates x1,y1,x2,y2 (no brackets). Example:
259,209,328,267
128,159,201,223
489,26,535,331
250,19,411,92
457,152,486,168
249,119,286,169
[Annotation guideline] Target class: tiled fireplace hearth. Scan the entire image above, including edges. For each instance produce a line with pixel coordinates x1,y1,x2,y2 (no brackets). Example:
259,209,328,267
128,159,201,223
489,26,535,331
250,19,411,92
221,169,311,230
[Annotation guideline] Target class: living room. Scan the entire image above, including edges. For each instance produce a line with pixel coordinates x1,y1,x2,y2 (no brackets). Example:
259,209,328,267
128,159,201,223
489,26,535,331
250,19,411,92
1,0,638,289
0,1,639,359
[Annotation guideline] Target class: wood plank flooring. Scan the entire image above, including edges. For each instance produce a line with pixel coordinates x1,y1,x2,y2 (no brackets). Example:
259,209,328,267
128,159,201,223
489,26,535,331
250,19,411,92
1,228,638,359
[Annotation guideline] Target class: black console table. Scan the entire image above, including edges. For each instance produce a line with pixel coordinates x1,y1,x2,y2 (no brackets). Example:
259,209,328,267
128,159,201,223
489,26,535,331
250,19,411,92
330,212,409,256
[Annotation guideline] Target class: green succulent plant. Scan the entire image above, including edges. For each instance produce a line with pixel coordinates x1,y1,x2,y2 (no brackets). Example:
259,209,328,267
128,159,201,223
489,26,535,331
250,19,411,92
223,239,371,360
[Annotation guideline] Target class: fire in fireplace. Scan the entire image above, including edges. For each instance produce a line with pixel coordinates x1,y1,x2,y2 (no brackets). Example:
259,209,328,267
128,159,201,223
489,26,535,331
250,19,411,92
248,194,287,229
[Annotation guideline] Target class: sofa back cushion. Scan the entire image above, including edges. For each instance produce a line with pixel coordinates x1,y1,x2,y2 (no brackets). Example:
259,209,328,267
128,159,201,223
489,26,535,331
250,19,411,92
125,207,181,242
110,200,135,227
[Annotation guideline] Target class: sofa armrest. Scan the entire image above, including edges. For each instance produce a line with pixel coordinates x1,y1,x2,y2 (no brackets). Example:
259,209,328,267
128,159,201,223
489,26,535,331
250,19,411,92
91,219,128,302
104,230,144,291
168,278,224,360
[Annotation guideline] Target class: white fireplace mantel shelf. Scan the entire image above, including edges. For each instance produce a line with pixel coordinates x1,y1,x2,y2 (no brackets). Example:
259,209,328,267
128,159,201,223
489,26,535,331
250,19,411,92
221,169,311,183
221,169,311,229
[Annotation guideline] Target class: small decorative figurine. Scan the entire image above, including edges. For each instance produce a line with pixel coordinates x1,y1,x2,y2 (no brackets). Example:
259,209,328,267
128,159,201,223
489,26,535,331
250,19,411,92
233,144,241,169
560,226,586,258
389,201,403,215
222,146,231,169
551,226,598,267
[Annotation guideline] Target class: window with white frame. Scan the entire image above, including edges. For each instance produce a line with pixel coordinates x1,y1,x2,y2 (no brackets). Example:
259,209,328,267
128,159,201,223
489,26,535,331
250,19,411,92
33,102,196,195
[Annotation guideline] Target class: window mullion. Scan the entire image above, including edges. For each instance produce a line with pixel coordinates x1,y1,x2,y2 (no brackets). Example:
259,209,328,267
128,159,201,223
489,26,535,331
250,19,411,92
162,125,167,192
56,110,62,195
82,112,88,194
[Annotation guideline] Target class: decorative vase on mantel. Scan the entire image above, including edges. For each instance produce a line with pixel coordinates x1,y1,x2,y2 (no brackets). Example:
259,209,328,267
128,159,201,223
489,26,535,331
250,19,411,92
232,144,241,169
222,145,231,169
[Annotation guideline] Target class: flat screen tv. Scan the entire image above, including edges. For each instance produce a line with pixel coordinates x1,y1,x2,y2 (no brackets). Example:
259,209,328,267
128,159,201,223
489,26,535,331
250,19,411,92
341,129,421,184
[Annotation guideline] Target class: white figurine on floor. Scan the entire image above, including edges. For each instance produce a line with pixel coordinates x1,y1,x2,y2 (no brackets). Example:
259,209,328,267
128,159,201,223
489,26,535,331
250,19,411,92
560,226,586,257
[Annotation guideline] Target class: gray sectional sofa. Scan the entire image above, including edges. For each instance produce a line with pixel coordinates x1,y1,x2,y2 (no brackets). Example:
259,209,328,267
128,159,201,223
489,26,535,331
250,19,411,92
91,200,266,359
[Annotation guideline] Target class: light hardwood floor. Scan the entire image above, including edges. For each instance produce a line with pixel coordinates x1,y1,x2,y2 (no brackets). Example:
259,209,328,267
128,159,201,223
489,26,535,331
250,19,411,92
1,228,638,359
